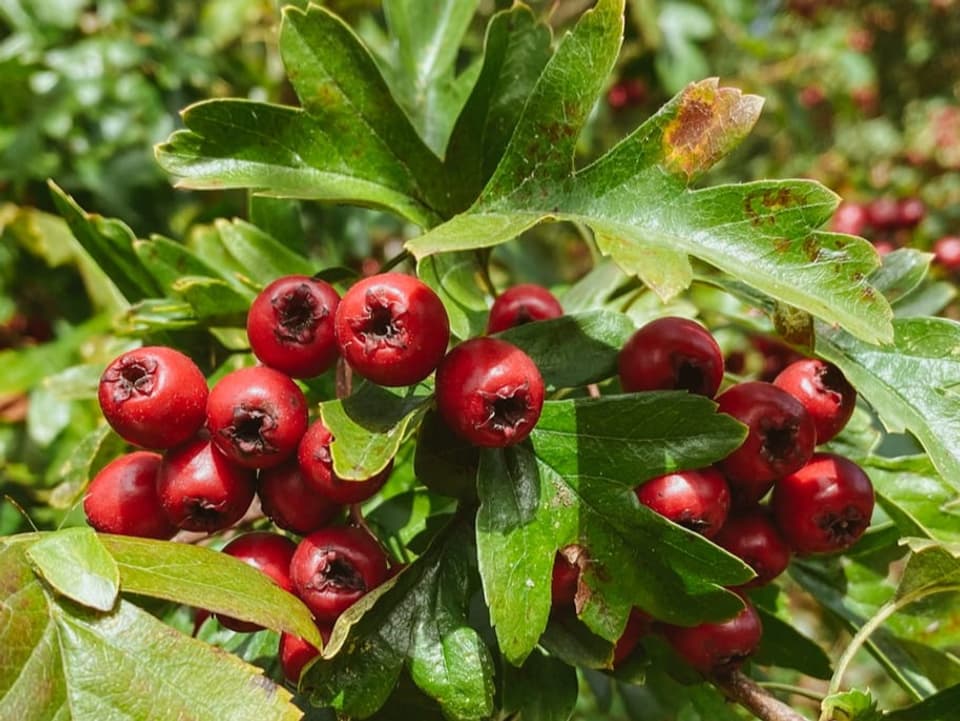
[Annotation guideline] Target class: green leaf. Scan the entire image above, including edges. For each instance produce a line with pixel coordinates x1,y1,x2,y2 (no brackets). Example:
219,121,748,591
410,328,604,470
560,259,628,312
135,235,246,298
414,409,480,501
320,382,432,481
0,536,301,721
495,310,634,387
418,252,489,340
820,690,883,721
48,424,126,510
444,4,553,208
216,219,316,287
48,181,160,303
100,535,323,648
869,248,932,305
751,604,832,679
819,318,960,492
478,394,750,664
406,4,893,345
26,528,119,612
501,648,578,721
379,0,481,156
248,196,306,254
897,538,960,600
885,683,960,721
304,520,495,720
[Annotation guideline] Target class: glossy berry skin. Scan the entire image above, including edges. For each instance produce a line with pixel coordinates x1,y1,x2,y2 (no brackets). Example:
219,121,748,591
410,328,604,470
612,609,651,667
486,284,563,334
98,346,207,449
664,598,762,674
772,453,875,554
933,236,960,272
551,550,580,609
280,625,331,685
435,337,545,448
258,461,342,535
716,382,817,502
290,526,390,623
218,532,297,632
635,468,730,538
247,275,340,379
206,366,308,469
713,509,792,588
84,451,176,539
618,317,724,397
156,439,256,533
774,359,856,444
334,273,450,387
298,420,392,504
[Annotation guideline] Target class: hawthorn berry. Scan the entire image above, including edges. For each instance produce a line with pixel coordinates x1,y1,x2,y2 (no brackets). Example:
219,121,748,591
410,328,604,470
716,381,817,503
634,468,731,539
206,366,308,469
663,597,762,674
98,346,207,449
897,198,925,227
618,317,724,397
774,358,856,444
246,275,340,378
713,509,792,588
551,550,581,610
486,283,564,334
258,460,342,535
298,420,392,504
280,626,331,684
290,526,390,623
334,273,450,387
831,202,869,236
867,197,900,230
612,608,651,667
435,337,545,448
933,236,960,273
83,451,176,539
156,438,256,533
772,453,875,554
217,532,297,633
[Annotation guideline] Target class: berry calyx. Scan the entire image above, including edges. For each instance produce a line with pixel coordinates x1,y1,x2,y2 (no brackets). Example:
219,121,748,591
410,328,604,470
772,453,875,554
635,468,731,538
618,317,724,397
297,420,392,504
83,451,176,539
98,346,208,449
774,358,856,444
435,337,545,448
334,273,450,387
713,509,792,588
663,597,762,674
156,438,256,533
290,526,390,623
217,532,297,633
486,284,563,334
246,275,340,378
716,382,817,503
206,366,308,469
258,460,342,535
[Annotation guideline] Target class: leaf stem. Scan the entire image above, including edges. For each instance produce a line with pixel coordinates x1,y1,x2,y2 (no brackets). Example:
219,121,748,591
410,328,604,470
757,682,825,703
713,670,808,721
336,357,353,400
380,249,412,273
475,249,498,299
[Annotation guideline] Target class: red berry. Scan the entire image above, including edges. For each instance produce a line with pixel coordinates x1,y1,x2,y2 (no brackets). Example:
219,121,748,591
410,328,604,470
713,509,791,588
206,366,308,469
217,532,297,633
867,197,900,230
897,198,925,227
258,460,342,535
618,317,723,397
246,275,340,379
933,236,960,272
280,625,331,684
772,453,874,554
613,608,651,667
831,202,869,236
663,597,762,674
716,382,817,503
635,468,731,538
334,273,450,387
156,438,256,533
290,526,390,623
98,346,207,449
83,451,176,539
297,420,392,504
551,551,580,609
873,240,897,256
774,359,856,444
435,337,545,448
486,284,563,334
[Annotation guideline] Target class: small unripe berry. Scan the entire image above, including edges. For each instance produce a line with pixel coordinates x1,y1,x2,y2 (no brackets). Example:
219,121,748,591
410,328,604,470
487,284,563,334
84,451,176,539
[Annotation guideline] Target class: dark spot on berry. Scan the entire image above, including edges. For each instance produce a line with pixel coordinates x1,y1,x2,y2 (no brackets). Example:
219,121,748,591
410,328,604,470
221,404,279,457
818,506,868,546
674,357,708,395
310,550,366,592
513,306,535,325
273,283,322,344
760,420,798,464
481,385,531,440
184,498,227,532
105,357,158,402
353,290,408,352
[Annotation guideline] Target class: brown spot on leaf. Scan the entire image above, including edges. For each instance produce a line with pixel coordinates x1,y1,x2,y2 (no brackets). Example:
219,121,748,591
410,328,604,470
802,236,821,262
773,238,791,253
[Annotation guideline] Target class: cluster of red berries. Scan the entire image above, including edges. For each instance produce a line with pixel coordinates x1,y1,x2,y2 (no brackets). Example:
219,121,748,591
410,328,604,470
551,316,875,674
832,198,925,256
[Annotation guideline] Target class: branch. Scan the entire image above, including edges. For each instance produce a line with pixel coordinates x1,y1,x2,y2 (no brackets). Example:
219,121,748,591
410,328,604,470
713,670,808,721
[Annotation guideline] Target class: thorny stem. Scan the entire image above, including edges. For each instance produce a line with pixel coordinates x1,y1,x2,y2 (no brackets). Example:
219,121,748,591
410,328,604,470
336,356,353,400
712,670,808,721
